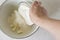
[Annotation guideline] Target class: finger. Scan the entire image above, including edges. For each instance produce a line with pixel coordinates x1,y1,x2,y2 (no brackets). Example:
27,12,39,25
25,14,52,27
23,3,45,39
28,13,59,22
30,1,39,11
38,1,41,5
30,1,41,13
32,1,39,7
40,7,47,15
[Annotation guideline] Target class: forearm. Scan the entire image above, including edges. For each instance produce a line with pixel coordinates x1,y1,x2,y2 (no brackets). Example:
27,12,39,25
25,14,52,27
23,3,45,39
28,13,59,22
29,1,60,40
38,17,60,40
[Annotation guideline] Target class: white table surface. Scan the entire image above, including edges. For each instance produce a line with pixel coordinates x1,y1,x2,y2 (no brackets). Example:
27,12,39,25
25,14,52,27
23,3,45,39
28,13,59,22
0,28,55,40
1,0,60,40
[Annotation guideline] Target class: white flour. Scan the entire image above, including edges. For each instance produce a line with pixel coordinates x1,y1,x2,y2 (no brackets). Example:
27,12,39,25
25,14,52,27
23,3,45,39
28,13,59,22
8,3,34,35
18,3,33,25
8,10,33,35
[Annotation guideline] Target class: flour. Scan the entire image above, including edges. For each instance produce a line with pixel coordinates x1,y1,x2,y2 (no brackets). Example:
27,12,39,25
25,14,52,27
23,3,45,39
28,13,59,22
8,10,33,35
8,3,34,35
18,3,33,25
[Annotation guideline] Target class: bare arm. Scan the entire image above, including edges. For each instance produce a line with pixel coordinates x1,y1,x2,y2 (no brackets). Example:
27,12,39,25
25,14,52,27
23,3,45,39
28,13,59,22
29,1,60,40
38,17,60,40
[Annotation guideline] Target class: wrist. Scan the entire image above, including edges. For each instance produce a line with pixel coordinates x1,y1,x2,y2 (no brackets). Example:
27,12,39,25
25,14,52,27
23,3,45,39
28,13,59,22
37,16,50,26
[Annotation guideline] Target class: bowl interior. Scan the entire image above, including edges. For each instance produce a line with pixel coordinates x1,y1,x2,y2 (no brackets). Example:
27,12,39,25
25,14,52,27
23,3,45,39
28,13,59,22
0,0,39,39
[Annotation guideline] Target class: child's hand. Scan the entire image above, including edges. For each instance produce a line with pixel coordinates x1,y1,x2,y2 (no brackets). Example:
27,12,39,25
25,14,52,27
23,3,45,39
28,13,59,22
29,1,48,25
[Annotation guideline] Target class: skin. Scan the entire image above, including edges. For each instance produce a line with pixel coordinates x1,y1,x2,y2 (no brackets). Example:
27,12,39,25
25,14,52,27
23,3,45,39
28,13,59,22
29,1,60,40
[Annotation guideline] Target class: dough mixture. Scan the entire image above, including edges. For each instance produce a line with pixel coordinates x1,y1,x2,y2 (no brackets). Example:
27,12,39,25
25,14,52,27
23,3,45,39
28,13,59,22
8,10,33,35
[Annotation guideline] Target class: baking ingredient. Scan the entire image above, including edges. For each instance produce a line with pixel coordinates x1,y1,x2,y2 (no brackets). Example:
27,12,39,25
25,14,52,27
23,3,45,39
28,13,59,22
8,10,33,35
18,3,33,25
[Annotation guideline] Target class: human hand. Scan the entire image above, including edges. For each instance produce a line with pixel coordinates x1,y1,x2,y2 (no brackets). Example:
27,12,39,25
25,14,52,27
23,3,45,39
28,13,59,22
29,1,48,25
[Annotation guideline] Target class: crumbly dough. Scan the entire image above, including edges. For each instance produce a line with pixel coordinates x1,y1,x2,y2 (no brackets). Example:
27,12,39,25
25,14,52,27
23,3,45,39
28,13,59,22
8,10,33,35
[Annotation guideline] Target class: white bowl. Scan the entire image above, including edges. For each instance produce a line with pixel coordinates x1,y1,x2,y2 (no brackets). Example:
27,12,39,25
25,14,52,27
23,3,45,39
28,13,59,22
0,0,39,39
